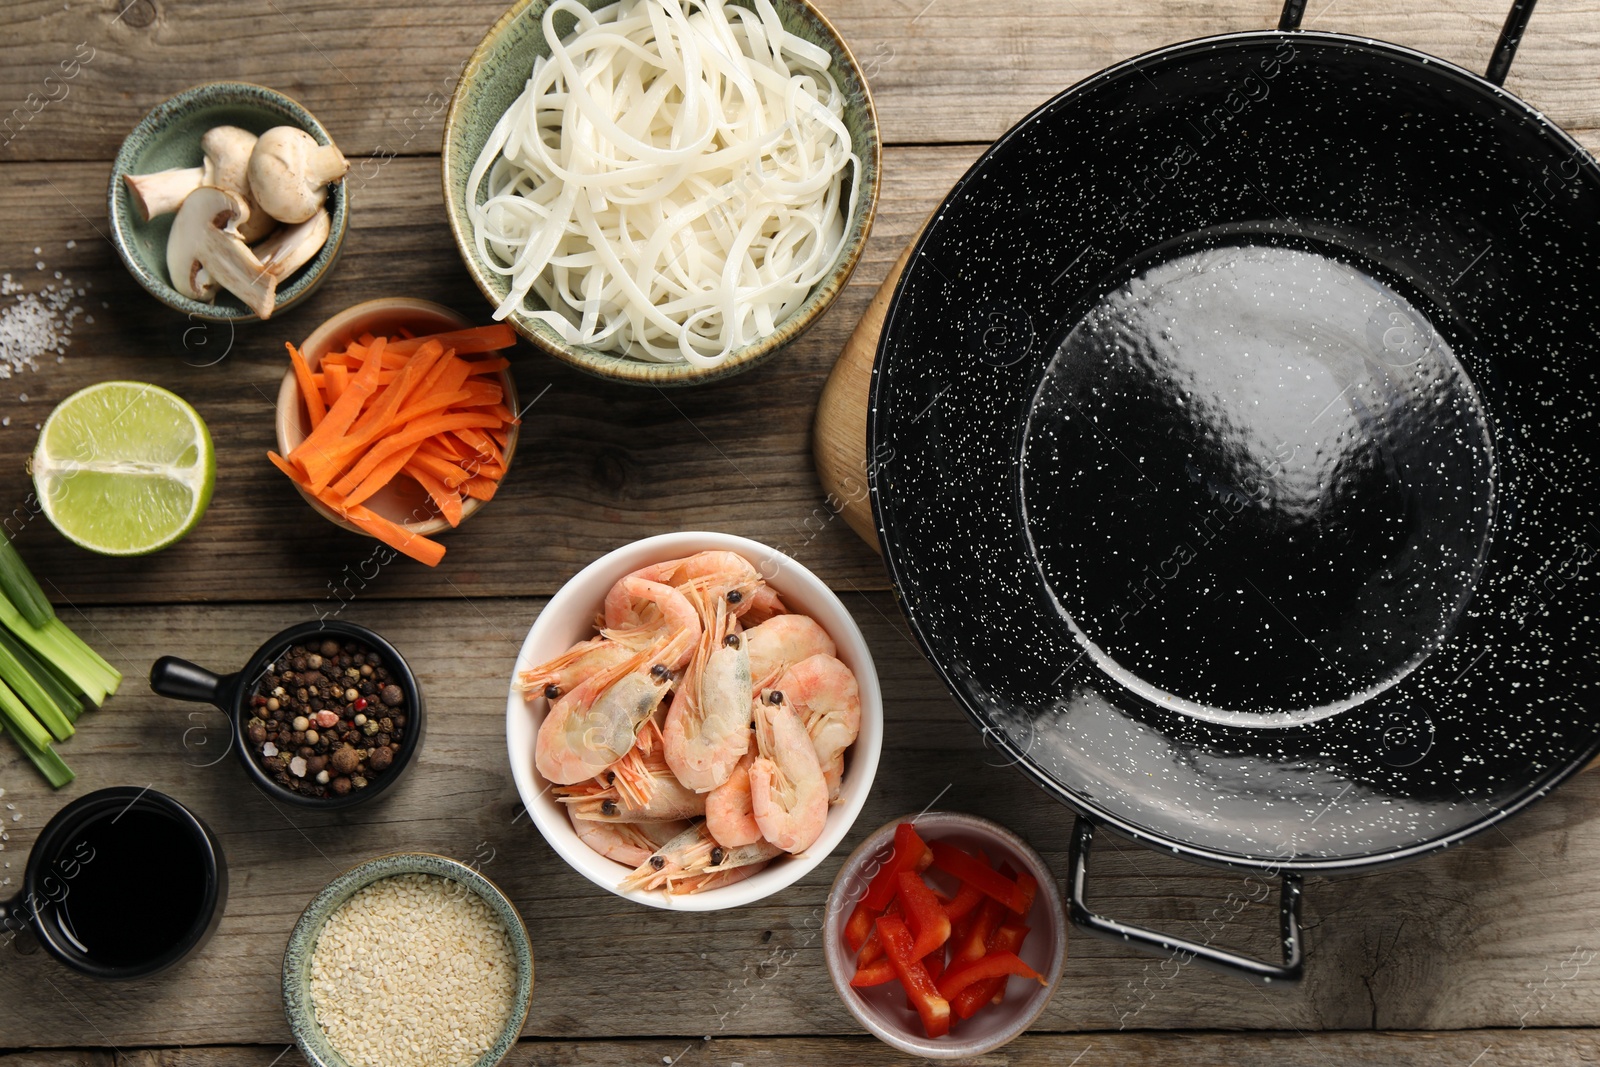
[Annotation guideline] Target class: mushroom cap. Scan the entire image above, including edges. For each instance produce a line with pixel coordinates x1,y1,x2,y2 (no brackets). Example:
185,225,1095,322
248,126,349,225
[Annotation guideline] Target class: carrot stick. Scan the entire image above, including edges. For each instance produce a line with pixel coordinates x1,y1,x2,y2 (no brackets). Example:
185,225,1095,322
418,437,468,462
302,342,444,491
312,486,445,567
452,427,503,463
267,450,305,482
323,362,350,405
288,338,387,474
461,476,498,501
390,388,474,427
384,324,515,357
463,356,511,374
329,413,501,498
408,449,469,485
462,381,503,406
288,343,324,430
403,462,464,527
342,442,422,509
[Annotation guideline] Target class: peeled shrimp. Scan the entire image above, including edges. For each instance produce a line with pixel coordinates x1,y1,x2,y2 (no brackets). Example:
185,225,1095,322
749,691,829,854
745,614,837,687
619,821,780,893
664,594,753,792
705,738,761,847
567,808,690,867
773,654,860,803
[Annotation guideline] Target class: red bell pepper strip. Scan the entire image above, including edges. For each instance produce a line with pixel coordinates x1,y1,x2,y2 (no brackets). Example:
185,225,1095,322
943,880,985,924
844,898,877,952
951,895,1006,968
896,870,952,960
849,956,897,987
951,921,1030,1019
862,823,933,913
929,841,1030,913
854,899,899,968
924,945,946,984
876,913,951,1038
1009,869,1038,917
936,950,1047,1002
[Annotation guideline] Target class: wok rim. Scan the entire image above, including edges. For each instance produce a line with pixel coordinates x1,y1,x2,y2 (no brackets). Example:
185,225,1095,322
868,27,1600,873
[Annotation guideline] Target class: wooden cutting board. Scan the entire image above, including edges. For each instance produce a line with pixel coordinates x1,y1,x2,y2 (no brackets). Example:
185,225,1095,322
811,227,925,552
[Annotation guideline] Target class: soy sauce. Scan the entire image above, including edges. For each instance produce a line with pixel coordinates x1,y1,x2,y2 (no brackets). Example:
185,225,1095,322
51,808,207,968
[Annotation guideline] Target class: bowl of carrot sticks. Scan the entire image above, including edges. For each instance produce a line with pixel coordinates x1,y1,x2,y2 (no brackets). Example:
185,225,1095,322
270,298,520,566
824,812,1066,1058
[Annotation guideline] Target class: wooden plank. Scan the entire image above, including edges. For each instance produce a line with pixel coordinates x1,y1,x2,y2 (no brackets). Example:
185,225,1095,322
0,0,1597,161
3,597,1600,1047
33,1030,1600,1066
0,147,970,602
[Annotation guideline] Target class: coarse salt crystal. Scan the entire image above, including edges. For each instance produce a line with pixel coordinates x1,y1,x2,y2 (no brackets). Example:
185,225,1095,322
263,742,278,757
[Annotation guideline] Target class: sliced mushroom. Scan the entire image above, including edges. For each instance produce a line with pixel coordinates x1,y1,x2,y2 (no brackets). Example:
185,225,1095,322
166,186,277,319
199,126,277,242
248,126,349,225
252,208,331,281
124,126,273,240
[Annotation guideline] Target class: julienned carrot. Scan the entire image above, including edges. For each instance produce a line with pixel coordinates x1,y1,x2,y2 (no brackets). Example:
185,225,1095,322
323,362,349,405
384,324,516,357
312,485,445,566
288,344,324,430
272,327,516,566
460,476,498,501
342,441,423,509
330,413,501,498
289,338,387,472
403,462,463,527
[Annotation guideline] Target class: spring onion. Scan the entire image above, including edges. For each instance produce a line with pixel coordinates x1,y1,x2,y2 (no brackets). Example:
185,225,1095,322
0,537,122,787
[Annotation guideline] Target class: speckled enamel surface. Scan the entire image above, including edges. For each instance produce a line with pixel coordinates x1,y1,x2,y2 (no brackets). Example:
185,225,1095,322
108,81,348,322
440,0,881,386
282,853,535,1067
869,32,1600,872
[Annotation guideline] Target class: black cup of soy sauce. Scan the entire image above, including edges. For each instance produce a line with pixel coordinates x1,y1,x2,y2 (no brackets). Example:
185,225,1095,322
0,787,227,979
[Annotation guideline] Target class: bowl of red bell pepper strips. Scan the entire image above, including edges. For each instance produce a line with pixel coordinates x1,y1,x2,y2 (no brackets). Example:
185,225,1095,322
823,812,1066,1057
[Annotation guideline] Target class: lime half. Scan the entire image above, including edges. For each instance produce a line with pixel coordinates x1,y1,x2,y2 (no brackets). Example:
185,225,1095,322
31,381,215,556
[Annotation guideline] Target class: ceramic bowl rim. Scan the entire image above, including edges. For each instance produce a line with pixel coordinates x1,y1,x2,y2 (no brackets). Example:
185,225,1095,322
822,811,1066,1058
107,79,349,323
440,0,882,385
282,851,535,1067
503,530,884,910
272,296,521,538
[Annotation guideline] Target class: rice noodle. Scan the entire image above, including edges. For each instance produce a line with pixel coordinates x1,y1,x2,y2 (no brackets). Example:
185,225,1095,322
467,0,859,366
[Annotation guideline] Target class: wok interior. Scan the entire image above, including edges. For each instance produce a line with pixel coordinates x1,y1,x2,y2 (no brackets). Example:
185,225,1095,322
874,34,1600,866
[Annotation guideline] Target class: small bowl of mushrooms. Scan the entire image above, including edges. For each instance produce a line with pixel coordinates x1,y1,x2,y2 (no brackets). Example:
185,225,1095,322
109,81,350,322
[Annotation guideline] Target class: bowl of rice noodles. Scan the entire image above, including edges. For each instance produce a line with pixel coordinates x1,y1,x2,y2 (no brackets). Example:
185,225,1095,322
443,0,882,385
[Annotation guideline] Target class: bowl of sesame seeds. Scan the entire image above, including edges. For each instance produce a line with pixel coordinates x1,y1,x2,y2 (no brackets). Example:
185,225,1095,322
282,852,534,1067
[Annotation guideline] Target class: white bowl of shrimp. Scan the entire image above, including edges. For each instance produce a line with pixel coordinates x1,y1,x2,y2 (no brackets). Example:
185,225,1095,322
505,531,883,910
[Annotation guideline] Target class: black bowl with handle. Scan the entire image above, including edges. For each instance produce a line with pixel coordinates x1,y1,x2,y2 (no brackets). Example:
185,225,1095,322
149,620,425,810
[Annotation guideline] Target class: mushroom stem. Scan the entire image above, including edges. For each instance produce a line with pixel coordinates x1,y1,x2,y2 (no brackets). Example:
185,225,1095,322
253,208,332,281
123,167,204,221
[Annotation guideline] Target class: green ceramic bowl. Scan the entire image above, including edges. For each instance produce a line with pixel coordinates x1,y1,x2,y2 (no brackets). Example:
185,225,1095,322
109,82,349,323
283,852,535,1067
441,0,882,386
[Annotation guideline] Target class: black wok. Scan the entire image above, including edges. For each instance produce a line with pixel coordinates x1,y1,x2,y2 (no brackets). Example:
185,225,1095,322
868,0,1600,982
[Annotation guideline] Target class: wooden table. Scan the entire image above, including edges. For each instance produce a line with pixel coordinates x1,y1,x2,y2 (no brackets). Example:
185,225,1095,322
2,0,1598,1063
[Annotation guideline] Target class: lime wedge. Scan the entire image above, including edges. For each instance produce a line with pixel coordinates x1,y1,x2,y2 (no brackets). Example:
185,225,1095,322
31,381,215,556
